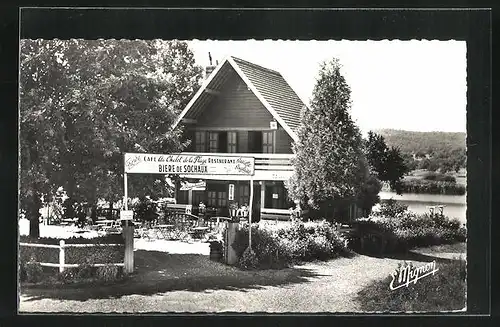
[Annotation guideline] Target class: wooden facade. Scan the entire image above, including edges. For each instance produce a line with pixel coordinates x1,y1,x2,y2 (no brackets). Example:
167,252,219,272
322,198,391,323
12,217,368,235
196,74,274,129
172,56,306,221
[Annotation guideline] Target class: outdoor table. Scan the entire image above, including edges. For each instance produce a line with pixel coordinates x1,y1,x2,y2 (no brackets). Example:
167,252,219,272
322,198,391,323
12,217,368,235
155,224,175,240
190,226,210,239
208,216,231,230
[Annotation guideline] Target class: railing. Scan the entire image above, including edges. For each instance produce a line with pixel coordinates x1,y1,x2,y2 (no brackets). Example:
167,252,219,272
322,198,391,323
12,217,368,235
261,208,291,221
166,203,193,214
180,152,294,171
179,152,295,181
20,228,134,273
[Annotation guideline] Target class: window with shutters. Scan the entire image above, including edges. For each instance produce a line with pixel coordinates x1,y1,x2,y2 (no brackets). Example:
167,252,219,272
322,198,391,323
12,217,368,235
193,191,205,206
207,191,217,207
195,132,206,152
208,132,219,153
239,184,250,206
262,131,274,154
217,192,227,207
227,132,238,153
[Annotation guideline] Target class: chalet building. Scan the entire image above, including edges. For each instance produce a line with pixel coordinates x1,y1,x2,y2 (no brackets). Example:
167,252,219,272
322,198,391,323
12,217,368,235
171,56,306,221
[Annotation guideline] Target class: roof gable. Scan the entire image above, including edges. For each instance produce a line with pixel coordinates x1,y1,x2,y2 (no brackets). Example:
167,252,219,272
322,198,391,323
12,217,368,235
173,56,307,142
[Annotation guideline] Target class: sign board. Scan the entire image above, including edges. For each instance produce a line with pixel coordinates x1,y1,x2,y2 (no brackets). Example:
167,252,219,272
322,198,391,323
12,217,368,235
180,181,206,191
272,193,279,199
120,210,134,221
124,153,255,176
228,184,235,201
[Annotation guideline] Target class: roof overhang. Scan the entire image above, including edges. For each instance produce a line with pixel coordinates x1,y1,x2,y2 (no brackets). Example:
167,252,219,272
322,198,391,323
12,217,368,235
172,56,299,142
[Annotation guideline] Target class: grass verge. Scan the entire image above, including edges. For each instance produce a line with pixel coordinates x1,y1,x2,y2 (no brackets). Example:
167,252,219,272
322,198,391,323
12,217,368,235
356,258,466,312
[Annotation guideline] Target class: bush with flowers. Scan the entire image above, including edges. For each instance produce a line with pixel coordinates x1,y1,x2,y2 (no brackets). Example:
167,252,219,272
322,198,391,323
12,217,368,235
231,218,353,269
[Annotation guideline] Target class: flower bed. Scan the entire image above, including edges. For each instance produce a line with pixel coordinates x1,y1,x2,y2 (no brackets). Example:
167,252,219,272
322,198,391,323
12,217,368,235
231,219,353,270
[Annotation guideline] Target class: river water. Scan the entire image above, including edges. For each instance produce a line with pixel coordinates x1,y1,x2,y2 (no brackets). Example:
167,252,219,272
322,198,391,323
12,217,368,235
378,191,467,224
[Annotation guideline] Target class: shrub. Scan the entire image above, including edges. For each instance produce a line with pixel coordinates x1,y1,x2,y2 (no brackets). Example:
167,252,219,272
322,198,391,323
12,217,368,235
133,197,159,222
232,220,350,269
19,235,125,285
96,264,121,282
24,261,43,283
66,245,124,265
399,179,465,195
75,261,95,279
238,247,259,270
376,199,409,218
19,234,125,245
353,212,466,254
423,172,456,183
57,268,77,283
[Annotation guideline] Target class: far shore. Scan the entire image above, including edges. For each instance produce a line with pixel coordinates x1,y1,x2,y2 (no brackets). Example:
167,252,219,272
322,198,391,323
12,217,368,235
379,191,466,205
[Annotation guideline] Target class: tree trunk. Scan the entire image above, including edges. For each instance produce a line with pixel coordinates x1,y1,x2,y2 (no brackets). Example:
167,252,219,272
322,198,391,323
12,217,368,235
108,198,114,219
29,189,41,239
90,205,98,224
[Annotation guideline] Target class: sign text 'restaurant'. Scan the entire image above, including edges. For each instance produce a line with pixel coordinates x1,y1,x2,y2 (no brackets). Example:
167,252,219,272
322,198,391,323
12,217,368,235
124,153,255,176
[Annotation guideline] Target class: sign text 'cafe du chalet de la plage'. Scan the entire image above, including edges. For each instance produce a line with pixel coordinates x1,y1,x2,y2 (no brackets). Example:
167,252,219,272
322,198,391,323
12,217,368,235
124,153,255,176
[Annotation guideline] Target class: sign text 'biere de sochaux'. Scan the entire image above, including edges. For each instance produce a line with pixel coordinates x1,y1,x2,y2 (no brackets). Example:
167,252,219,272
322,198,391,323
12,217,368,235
124,153,255,176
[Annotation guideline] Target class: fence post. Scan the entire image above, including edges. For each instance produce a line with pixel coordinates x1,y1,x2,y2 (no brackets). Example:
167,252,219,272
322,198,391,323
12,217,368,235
123,226,134,274
59,240,65,273
224,222,239,265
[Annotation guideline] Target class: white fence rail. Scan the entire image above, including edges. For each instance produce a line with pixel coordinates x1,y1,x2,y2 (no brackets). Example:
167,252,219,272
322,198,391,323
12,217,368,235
20,234,132,273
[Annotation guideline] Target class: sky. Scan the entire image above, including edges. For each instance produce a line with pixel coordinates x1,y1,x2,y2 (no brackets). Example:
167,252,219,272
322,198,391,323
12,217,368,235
186,40,466,135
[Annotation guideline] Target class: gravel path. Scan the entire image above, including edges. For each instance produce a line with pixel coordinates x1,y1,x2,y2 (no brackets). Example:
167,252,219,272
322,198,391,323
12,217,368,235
19,239,466,313
19,252,443,313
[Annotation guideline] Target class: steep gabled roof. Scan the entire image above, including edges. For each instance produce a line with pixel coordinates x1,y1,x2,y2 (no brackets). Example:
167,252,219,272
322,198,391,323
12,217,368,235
172,56,307,142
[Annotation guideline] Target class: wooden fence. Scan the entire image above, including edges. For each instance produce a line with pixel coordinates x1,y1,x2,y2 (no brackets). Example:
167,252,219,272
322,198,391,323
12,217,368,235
19,227,135,273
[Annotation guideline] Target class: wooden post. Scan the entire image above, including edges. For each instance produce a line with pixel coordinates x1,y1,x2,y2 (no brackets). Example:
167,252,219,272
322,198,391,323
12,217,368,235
225,222,239,265
59,240,65,273
123,226,134,274
248,178,254,249
260,181,265,217
124,172,128,210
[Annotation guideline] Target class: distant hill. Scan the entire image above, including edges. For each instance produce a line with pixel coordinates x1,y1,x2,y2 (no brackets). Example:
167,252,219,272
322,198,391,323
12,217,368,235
374,129,466,155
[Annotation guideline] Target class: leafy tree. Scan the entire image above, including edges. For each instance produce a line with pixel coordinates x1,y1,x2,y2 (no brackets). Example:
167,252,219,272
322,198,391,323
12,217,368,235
356,173,382,215
287,59,368,220
365,132,388,176
20,40,69,237
20,39,203,236
133,196,159,222
365,131,409,195
384,146,410,194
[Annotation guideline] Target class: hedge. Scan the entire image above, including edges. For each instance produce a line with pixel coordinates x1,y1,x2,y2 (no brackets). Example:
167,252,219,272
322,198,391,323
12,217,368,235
422,172,457,183
352,212,466,253
399,179,465,195
19,235,125,284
